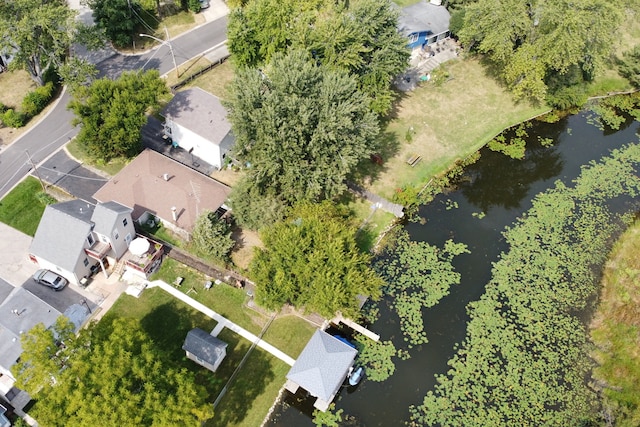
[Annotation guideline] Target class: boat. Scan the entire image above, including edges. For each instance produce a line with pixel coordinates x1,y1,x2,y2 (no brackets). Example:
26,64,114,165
348,366,364,386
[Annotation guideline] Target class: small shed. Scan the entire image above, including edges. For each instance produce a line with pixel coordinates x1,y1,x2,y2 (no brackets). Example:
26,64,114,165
182,328,228,372
284,330,357,411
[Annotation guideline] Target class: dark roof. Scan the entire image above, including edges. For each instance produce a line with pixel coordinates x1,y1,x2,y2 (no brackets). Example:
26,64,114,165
398,1,450,37
162,87,231,145
29,200,94,272
182,328,227,366
286,330,357,402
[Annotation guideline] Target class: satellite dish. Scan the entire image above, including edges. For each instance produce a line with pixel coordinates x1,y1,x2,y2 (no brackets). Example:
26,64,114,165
129,237,151,256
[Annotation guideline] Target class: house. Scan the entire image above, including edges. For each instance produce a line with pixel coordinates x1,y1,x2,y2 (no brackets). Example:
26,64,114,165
0,285,62,404
93,149,232,239
162,87,234,170
0,403,10,427
398,0,451,50
29,200,136,285
182,328,228,373
284,330,357,411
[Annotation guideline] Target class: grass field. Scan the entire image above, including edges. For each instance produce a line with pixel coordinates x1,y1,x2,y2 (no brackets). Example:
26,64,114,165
107,278,315,427
0,177,50,236
361,58,549,200
590,219,640,425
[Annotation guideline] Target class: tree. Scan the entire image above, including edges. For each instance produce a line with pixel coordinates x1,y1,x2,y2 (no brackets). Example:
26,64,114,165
191,210,235,260
15,317,213,426
0,0,75,86
12,317,76,394
618,45,640,88
227,178,289,230
458,0,621,103
250,201,383,318
68,70,168,162
225,49,378,209
227,0,409,115
85,0,142,47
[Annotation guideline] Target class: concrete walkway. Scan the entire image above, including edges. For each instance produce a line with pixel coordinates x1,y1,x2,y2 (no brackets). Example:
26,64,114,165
147,280,296,366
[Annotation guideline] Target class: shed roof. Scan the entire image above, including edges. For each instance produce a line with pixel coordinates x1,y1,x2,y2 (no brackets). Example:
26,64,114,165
162,87,231,145
29,200,94,272
398,1,450,37
182,328,227,366
93,149,231,233
286,330,357,402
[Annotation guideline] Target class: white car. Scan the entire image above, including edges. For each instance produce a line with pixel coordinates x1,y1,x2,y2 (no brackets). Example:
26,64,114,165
33,269,68,291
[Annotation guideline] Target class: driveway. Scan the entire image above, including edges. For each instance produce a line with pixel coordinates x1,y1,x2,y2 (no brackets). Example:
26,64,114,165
22,278,97,315
39,150,109,203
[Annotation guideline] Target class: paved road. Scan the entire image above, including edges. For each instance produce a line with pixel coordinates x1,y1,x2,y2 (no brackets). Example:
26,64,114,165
39,150,109,203
0,16,228,200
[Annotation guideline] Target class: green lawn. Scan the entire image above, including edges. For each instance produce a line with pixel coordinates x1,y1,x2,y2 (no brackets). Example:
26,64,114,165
150,257,267,334
107,282,316,427
66,138,128,176
590,219,640,425
362,58,549,200
0,177,49,236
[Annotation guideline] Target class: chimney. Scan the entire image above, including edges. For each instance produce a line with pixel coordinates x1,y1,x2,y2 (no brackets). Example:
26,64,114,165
171,206,177,221
163,173,170,181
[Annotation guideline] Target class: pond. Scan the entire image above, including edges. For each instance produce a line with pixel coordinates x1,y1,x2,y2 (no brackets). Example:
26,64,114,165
266,111,640,426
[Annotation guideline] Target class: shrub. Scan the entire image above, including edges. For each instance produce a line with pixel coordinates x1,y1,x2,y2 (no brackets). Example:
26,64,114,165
191,210,235,260
1,109,26,128
22,82,55,117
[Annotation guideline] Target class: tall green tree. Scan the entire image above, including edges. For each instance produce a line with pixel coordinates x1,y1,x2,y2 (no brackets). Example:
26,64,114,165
12,317,76,394
250,201,383,318
85,0,143,47
226,49,378,214
227,0,409,115
14,317,212,426
0,0,76,85
68,70,168,162
458,0,621,102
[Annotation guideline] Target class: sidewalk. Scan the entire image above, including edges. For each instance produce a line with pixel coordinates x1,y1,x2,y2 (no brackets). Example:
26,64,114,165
0,223,38,287
149,280,296,366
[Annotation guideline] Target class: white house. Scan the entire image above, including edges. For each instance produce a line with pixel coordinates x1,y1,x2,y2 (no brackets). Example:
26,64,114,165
29,200,136,285
161,87,234,170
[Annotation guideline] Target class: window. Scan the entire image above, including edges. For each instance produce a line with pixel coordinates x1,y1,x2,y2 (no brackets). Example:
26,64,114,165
87,234,94,245
409,34,419,43
123,218,128,227
83,258,89,267
113,230,119,240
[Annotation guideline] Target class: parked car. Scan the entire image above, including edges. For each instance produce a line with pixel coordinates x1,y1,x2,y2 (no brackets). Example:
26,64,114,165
33,269,68,291
199,0,210,9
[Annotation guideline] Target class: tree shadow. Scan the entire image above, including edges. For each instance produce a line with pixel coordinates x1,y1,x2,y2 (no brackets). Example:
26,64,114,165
140,301,216,362
206,338,277,426
459,122,566,212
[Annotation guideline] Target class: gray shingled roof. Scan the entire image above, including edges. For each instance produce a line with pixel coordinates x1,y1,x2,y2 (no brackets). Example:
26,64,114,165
0,287,62,369
398,1,450,37
91,201,131,237
182,328,227,366
162,87,231,145
29,200,94,272
286,330,357,402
